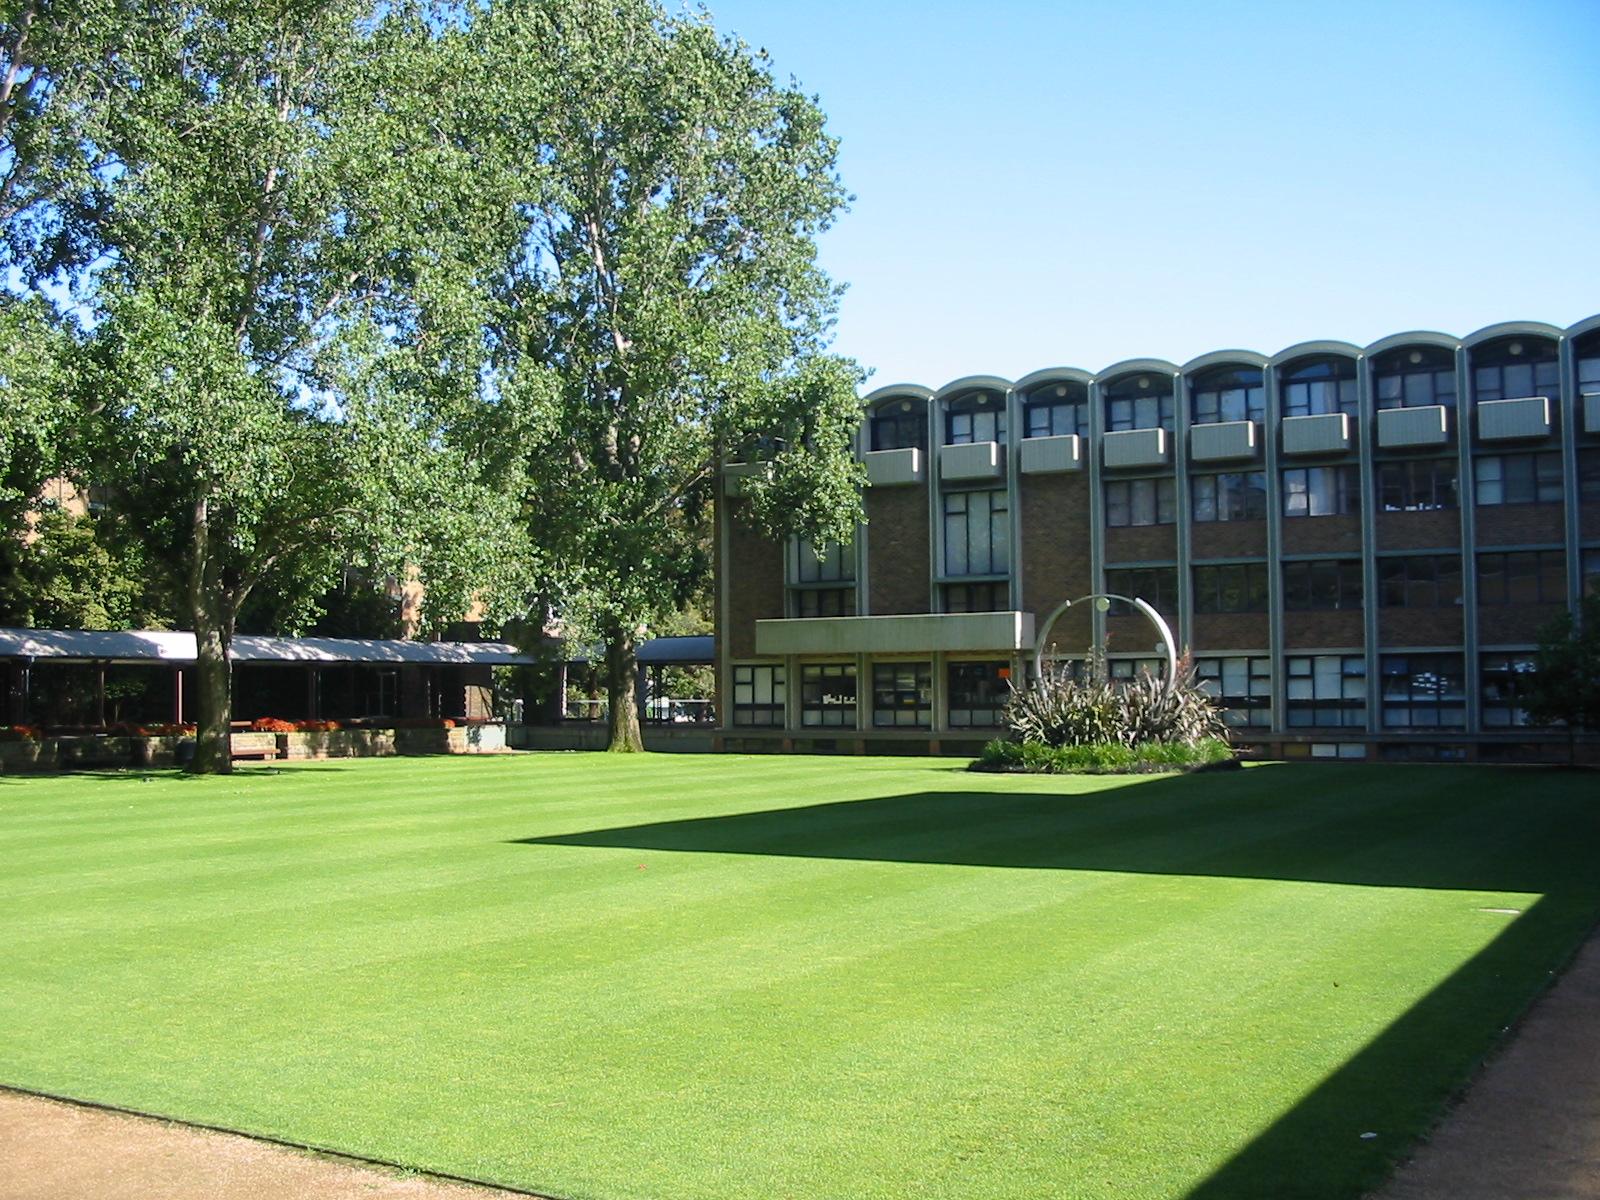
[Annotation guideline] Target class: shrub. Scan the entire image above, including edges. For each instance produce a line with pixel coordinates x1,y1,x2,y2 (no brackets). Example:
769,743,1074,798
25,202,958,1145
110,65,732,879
1002,650,1228,750
0,725,42,742
249,717,297,733
972,737,1233,775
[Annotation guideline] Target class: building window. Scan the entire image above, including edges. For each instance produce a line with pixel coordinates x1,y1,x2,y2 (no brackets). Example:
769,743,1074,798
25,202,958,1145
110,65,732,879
870,401,926,452
795,588,854,617
790,540,856,618
1196,656,1271,728
1023,383,1087,439
1286,655,1366,728
1475,452,1563,506
1374,346,1457,411
1106,657,1166,683
1586,548,1600,597
1192,471,1267,522
1579,339,1600,397
947,661,1010,728
1190,365,1265,425
1480,653,1540,728
731,664,785,727
943,489,1009,576
1282,466,1360,518
1377,459,1458,512
945,390,1006,445
1281,357,1358,418
1104,566,1178,620
1380,653,1465,729
871,661,932,728
1377,555,1462,608
1105,477,1176,527
1282,559,1364,611
1104,374,1174,432
800,663,856,728
1472,339,1559,403
1476,550,1566,606
1192,562,1269,614
943,581,1010,612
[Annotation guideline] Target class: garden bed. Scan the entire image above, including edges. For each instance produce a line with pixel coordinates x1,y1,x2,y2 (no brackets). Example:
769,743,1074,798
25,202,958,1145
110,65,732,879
970,737,1236,775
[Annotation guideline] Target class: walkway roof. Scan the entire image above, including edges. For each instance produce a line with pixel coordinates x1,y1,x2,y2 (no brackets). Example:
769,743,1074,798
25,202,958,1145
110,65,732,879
0,628,540,667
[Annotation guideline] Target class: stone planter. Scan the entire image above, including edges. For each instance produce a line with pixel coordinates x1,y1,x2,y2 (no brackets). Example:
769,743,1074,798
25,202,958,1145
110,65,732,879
277,729,397,761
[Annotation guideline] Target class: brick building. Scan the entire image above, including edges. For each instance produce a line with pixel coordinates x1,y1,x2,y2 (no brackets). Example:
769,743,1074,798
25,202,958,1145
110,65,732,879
714,314,1600,761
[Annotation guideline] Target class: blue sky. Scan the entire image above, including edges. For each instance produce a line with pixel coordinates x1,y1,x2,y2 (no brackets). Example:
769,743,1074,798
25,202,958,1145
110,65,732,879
707,0,1600,389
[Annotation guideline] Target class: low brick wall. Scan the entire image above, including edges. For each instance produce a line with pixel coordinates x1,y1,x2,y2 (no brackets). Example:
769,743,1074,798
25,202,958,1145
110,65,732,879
0,736,182,772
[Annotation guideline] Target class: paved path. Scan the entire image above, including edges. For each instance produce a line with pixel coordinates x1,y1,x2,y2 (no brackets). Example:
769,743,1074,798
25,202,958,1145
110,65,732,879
4,929,1599,1200
0,1091,537,1200
1371,925,1600,1200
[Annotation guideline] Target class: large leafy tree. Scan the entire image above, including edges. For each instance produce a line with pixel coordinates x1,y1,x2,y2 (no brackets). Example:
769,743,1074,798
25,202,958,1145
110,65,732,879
24,0,533,772
459,0,864,751
1525,594,1600,763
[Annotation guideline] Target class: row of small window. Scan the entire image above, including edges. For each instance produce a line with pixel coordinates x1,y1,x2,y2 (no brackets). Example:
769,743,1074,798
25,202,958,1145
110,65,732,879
1193,652,1544,729
1106,548,1596,615
1106,451,1600,527
730,661,1011,729
737,653,1546,732
870,345,1597,449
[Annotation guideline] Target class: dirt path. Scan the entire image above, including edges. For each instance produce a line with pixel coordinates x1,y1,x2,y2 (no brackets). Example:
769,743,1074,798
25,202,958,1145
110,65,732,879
4,926,1599,1200
0,1090,540,1200
1370,925,1600,1200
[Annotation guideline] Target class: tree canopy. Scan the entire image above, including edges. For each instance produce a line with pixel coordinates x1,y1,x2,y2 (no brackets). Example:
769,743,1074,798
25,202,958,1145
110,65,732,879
456,0,864,749
7,0,535,770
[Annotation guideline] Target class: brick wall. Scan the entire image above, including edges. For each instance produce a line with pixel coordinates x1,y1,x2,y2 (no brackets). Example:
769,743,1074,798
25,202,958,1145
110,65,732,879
1381,607,1463,645
1376,510,1460,551
1281,515,1363,555
1191,520,1266,559
1105,524,1177,564
865,484,931,614
1478,602,1567,644
725,499,786,659
1020,474,1091,615
1581,501,1600,541
1191,613,1270,652
1475,503,1565,547
1282,610,1364,650
1105,613,1171,657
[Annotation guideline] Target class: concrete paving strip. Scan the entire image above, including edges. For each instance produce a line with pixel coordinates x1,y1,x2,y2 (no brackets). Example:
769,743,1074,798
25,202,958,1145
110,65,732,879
0,1089,543,1200
1370,923,1600,1200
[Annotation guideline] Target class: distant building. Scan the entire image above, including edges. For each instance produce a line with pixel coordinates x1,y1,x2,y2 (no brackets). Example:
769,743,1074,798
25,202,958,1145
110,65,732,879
714,314,1600,762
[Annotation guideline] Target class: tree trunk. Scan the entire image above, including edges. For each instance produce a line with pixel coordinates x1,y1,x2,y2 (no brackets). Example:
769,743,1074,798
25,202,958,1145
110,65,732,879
605,627,644,753
189,600,234,774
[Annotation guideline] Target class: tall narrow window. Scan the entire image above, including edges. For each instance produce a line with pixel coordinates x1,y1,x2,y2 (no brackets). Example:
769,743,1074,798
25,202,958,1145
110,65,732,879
1377,459,1458,512
943,489,1009,576
731,664,785,727
1378,555,1463,608
1281,357,1358,418
1104,374,1175,432
871,661,932,728
1190,365,1265,425
1476,550,1565,605
800,664,857,728
947,661,1010,728
1282,559,1364,611
1192,472,1267,522
1105,478,1176,527
1475,452,1563,505
1374,346,1457,411
1285,655,1366,727
1103,567,1178,620
1282,466,1360,518
1380,654,1465,729
789,539,856,617
1195,656,1272,728
1480,654,1540,728
1472,338,1559,403
944,391,1006,445
1192,563,1269,613
870,399,927,452
1023,382,1087,439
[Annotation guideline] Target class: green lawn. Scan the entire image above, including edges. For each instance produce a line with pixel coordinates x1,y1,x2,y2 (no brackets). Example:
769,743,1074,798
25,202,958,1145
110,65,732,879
1,755,1596,1200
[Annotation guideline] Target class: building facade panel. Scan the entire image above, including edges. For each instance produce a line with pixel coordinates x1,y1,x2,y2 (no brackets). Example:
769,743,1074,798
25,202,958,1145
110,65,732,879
714,312,1600,759
864,485,931,615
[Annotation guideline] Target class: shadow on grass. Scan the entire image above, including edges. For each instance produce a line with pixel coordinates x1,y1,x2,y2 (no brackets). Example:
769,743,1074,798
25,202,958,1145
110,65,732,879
0,764,357,784
515,764,1600,1200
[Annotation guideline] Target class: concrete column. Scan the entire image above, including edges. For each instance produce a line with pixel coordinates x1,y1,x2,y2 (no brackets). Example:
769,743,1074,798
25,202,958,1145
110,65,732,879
1455,345,1480,734
1174,374,1193,655
1559,333,1583,613
1266,361,1288,735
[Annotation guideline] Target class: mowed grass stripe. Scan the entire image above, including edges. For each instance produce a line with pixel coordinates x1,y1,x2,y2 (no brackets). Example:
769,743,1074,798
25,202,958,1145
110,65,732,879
0,756,1595,1200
